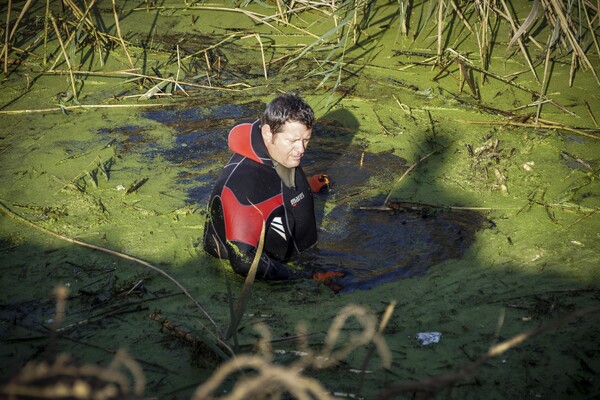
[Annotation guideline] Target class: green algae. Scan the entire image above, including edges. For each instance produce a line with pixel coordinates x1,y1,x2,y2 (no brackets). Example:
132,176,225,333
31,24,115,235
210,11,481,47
1,1,599,399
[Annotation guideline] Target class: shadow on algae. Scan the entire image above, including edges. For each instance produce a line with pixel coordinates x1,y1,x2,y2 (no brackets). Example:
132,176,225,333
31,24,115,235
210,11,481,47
139,102,492,293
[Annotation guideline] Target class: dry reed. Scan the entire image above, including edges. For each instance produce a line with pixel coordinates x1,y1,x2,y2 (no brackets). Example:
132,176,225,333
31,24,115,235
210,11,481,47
50,16,78,101
112,0,136,70
3,0,11,75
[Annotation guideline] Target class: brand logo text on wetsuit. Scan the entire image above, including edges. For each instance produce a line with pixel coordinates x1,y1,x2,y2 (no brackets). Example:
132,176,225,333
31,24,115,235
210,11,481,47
290,192,305,207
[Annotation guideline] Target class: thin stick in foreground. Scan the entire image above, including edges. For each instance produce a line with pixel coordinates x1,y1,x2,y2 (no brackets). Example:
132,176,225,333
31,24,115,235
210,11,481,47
0,200,229,357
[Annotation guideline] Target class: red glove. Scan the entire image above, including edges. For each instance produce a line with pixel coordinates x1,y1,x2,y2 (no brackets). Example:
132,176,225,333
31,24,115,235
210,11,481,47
312,270,346,293
308,174,331,193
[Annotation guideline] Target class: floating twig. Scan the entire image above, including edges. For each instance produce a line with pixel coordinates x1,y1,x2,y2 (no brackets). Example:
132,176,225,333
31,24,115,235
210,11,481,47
125,177,149,194
382,147,443,206
459,119,600,140
139,78,172,101
359,202,495,212
0,102,165,115
583,100,598,128
150,311,199,345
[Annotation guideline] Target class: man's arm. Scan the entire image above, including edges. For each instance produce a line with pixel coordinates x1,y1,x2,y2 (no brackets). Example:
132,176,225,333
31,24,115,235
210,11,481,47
225,240,294,280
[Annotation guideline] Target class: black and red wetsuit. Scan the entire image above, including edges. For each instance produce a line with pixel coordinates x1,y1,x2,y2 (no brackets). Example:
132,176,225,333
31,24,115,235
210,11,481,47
203,120,317,280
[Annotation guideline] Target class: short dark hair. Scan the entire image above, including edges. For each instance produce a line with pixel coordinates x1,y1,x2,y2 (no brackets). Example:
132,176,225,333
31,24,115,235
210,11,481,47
261,93,314,134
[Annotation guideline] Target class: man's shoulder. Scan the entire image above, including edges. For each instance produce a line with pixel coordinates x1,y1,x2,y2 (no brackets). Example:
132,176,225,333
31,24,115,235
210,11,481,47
223,158,280,200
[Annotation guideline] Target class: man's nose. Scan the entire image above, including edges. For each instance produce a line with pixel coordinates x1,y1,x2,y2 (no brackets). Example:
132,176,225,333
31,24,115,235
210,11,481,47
295,141,305,154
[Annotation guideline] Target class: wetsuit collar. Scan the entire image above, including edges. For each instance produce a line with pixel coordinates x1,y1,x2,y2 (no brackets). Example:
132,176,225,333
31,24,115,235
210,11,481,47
273,161,296,190
228,120,271,165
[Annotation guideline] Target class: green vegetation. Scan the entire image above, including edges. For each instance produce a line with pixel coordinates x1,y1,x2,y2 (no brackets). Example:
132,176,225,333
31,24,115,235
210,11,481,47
0,1,599,399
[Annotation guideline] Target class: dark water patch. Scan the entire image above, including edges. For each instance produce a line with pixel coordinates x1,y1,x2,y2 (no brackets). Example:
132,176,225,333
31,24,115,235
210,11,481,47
164,128,231,206
97,125,155,154
305,204,490,293
142,102,261,127
140,104,263,205
166,128,229,166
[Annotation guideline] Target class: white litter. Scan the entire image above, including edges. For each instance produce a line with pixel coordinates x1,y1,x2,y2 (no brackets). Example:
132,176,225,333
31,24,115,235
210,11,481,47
417,332,442,346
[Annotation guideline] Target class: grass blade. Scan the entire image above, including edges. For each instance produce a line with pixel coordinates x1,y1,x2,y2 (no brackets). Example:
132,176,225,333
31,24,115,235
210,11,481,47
226,219,266,340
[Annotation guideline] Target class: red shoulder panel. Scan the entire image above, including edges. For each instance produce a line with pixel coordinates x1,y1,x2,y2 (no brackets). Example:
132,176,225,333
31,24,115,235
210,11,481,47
228,123,262,163
221,186,284,247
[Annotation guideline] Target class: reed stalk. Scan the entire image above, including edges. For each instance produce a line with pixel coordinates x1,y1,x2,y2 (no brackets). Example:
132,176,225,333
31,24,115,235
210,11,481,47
449,0,473,33
174,44,188,96
7,0,34,42
536,35,553,122
0,103,165,115
545,0,599,85
254,33,268,80
275,0,288,23
476,0,491,78
49,0,104,71
395,0,410,42
50,16,78,101
3,0,11,75
582,3,600,58
583,100,598,127
112,0,135,70
44,0,50,65
500,0,539,82
0,0,35,66
225,220,265,340
437,0,444,57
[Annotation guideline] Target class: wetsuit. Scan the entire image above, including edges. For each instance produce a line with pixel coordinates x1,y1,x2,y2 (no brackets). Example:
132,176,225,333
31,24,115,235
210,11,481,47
203,120,317,280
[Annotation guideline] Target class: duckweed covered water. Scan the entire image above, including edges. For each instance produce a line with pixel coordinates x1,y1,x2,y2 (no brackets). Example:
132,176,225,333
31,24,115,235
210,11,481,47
1,1,599,399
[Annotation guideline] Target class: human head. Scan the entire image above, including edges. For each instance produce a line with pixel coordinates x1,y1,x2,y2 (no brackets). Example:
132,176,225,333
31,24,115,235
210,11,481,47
261,94,314,168
261,93,314,134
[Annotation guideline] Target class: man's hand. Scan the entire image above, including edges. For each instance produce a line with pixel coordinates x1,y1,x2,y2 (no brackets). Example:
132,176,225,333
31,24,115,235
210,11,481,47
308,174,331,193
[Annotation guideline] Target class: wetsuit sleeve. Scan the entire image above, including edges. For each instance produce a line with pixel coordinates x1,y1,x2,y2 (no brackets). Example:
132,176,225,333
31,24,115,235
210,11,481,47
226,240,294,280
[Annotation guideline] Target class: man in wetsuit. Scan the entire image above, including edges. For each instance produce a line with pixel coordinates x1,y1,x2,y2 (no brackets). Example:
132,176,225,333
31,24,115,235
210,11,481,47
203,94,328,280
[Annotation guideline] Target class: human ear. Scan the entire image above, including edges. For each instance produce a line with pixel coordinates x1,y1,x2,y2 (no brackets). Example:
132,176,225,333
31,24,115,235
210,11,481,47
261,124,273,143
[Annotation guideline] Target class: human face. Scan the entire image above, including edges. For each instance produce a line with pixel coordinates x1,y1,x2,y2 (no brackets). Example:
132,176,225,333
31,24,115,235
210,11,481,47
262,120,312,168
